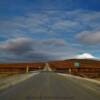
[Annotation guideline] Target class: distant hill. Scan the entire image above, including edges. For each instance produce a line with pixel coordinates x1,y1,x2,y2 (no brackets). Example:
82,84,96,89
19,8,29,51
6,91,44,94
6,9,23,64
0,59,100,69
48,59,100,69
0,59,100,78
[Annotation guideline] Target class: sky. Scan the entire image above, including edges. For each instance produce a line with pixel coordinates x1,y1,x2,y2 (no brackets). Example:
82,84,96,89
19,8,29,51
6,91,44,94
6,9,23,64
0,0,100,63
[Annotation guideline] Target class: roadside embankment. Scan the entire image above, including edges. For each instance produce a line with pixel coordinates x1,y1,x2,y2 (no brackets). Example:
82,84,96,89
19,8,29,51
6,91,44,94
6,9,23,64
0,71,39,91
58,73,100,94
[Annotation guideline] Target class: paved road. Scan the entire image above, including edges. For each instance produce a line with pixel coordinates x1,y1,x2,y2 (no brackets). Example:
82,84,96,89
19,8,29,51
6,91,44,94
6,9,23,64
0,71,100,100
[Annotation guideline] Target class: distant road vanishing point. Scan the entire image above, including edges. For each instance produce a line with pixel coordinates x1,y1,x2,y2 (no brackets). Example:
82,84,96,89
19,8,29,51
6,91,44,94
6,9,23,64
43,63,52,71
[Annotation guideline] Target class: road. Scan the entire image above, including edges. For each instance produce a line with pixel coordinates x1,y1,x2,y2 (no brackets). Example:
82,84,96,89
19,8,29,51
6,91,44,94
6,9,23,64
0,71,100,100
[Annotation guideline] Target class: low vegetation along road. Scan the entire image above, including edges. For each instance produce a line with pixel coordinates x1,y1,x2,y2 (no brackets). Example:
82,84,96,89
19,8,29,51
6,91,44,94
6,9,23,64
0,64,100,100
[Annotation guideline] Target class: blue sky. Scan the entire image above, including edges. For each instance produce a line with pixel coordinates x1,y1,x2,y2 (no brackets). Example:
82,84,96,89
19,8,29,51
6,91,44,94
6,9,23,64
0,0,100,63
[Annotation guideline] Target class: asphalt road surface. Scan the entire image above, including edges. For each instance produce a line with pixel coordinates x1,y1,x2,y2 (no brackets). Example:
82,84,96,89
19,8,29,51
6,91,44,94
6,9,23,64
0,71,100,100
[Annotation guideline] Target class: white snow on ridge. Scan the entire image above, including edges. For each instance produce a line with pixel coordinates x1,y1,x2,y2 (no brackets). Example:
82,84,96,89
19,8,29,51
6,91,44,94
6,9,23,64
75,53,96,59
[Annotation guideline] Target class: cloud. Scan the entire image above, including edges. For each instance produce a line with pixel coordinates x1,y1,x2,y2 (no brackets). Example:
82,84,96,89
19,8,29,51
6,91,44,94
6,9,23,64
0,37,77,62
0,37,33,55
51,20,80,32
0,10,100,62
41,39,67,47
1,10,100,38
0,37,68,54
76,31,100,44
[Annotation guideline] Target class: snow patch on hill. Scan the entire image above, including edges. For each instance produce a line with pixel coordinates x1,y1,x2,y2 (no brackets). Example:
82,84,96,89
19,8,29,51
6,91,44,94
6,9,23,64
75,53,96,59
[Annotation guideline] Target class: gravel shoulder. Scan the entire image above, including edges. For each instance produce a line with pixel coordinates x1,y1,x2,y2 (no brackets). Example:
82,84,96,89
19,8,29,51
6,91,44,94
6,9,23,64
58,73,100,95
0,71,40,91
